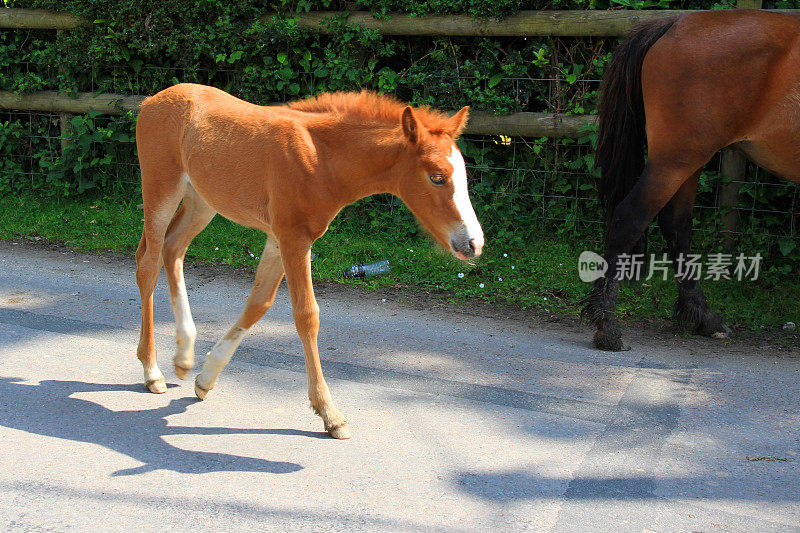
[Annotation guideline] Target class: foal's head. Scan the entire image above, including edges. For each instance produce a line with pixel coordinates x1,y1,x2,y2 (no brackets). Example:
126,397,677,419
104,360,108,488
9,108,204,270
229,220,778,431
395,105,484,260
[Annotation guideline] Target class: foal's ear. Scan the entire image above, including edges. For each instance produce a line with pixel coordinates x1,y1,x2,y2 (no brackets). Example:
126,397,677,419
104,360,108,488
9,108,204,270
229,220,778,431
448,106,470,139
401,106,419,144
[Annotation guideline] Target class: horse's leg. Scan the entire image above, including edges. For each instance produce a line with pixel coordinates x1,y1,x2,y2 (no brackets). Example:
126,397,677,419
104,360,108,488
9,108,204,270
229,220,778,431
162,184,217,379
657,170,732,338
136,171,186,393
280,238,349,439
583,160,699,351
194,237,284,398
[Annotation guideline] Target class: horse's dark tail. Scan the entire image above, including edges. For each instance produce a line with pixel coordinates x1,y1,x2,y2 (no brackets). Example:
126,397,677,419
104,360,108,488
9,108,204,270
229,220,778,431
596,16,679,253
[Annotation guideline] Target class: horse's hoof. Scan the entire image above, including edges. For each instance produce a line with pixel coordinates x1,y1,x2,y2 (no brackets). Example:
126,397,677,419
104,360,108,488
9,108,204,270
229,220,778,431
194,377,210,400
710,324,733,339
145,378,167,394
327,423,350,440
174,363,192,380
696,314,733,339
593,329,630,351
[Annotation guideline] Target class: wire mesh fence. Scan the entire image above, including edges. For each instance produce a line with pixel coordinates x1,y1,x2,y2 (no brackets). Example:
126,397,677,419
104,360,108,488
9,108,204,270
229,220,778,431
2,62,799,254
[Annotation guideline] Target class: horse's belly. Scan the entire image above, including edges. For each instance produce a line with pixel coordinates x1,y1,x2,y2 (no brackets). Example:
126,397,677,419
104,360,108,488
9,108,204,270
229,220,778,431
736,139,800,183
737,88,800,183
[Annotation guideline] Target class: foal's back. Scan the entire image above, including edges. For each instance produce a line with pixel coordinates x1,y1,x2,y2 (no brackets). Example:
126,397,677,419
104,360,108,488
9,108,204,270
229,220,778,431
137,84,318,231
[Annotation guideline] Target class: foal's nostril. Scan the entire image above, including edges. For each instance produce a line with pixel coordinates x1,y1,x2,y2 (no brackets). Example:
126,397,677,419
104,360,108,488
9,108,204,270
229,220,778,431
469,238,483,257
451,238,471,260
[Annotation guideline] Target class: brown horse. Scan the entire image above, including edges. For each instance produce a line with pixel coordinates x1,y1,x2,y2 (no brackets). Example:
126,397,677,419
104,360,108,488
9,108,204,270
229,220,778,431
135,84,484,438
583,10,800,350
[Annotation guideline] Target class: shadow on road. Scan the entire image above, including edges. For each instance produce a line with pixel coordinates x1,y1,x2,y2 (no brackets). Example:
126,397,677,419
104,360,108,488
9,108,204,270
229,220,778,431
453,468,800,503
454,470,652,501
0,376,318,476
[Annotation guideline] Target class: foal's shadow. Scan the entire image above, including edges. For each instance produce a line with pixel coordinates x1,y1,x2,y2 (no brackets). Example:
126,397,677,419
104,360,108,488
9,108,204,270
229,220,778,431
0,376,324,476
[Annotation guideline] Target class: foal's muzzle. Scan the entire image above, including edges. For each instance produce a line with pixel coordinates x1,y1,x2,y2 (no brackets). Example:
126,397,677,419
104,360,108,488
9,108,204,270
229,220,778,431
450,225,484,260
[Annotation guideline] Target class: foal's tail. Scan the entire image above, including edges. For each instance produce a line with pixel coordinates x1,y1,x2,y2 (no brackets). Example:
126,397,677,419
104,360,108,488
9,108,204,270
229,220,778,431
596,16,679,251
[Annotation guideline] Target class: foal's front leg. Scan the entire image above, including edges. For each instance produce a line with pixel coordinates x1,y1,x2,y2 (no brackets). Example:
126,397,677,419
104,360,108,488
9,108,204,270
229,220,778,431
194,238,284,398
280,238,349,439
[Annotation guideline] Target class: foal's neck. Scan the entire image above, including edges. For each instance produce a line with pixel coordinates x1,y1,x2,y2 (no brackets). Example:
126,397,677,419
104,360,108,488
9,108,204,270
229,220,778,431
307,119,407,204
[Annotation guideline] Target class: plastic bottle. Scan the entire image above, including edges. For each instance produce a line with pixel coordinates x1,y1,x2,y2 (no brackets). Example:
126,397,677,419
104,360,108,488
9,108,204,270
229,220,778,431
343,259,391,279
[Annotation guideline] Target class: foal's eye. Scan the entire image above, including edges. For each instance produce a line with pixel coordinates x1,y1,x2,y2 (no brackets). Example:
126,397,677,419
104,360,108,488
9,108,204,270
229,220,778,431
429,173,446,185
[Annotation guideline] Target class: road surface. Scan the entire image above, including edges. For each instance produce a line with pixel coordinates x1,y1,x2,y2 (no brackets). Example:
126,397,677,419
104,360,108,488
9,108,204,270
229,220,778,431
0,240,797,531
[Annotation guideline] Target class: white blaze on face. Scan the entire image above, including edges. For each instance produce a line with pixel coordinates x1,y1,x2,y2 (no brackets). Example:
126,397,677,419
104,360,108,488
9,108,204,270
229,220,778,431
447,144,484,251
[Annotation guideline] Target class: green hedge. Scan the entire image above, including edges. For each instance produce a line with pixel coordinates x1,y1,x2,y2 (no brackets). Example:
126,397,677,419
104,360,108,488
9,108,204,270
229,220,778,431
1,0,799,272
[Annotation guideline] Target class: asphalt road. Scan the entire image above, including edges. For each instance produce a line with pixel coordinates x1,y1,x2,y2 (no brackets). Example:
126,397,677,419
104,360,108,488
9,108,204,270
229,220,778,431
0,240,798,532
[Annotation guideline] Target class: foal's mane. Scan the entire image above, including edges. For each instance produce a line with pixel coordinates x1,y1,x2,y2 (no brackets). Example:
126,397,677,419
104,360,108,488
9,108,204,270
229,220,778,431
287,90,454,134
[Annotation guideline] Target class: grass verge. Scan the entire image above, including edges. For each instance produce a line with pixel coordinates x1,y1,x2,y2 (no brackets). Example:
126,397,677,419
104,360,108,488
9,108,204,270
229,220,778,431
1,193,798,336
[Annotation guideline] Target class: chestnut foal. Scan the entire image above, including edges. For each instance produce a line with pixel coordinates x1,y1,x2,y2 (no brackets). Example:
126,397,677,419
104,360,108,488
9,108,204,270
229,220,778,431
135,84,484,438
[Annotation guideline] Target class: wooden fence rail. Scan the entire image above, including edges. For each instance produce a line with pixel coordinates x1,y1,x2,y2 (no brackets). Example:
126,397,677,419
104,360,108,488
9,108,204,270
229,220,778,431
0,90,596,138
0,8,81,29
0,91,144,115
3,8,798,36
268,9,685,37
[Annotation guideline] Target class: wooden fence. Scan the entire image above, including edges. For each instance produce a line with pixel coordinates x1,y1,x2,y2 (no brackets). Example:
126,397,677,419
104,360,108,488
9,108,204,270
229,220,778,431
2,7,794,35
0,8,704,34
0,5,781,138
0,90,595,138
0,3,786,240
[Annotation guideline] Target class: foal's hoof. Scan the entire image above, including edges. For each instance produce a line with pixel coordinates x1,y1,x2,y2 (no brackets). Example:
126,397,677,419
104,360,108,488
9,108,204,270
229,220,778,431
327,423,351,440
194,378,211,400
593,329,631,352
174,363,192,380
145,378,167,394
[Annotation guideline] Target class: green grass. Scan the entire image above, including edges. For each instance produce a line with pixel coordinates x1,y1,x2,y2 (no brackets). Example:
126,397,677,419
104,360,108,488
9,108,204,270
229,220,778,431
1,192,798,335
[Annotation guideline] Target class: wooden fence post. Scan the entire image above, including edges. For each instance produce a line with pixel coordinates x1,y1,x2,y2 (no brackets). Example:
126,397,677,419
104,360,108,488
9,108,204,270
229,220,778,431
719,148,746,249
56,30,72,155
718,0,762,248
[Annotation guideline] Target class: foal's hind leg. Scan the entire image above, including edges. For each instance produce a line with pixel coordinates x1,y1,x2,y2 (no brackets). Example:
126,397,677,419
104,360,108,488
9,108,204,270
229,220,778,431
136,173,186,393
195,237,284,398
584,160,702,351
162,185,217,379
657,170,731,338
